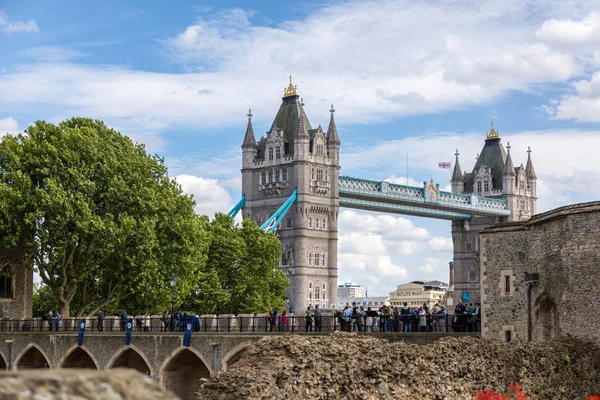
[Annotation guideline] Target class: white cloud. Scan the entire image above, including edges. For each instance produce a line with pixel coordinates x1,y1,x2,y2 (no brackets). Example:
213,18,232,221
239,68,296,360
0,117,19,136
339,209,430,240
537,12,600,50
175,174,233,217
418,257,449,277
428,236,453,252
0,9,39,34
0,1,590,138
545,71,600,122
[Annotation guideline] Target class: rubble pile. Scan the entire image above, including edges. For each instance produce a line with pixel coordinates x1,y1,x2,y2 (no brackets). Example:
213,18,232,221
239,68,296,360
198,333,600,400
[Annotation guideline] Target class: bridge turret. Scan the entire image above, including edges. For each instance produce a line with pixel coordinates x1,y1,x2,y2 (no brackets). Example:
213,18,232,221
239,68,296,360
502,142,517,220
293,99,310,160
242,109,258,168
451,149,464,194
526,146,537,215
326,104,340,164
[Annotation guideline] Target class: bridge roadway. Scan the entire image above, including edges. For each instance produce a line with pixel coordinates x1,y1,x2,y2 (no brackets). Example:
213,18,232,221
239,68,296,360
0,331,468,400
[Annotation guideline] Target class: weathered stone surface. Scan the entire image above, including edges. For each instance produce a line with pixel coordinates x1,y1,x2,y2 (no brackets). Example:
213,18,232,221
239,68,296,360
481,201,600,345
0,369,180,400
197,334,600,400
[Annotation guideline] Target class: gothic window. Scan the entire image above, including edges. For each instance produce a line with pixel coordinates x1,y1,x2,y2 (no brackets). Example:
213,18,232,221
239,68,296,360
466,241,472,252
311,168,315,180
309,293,313,299
268,170,274,183
308,217,312,228
282,251,288,265
316,144,324,157
0,267,13,299
309,282,313,289
326,170,329,181
315,254,320,266
261,171,266,184
477,182,482,194
323,254,327,267
315,218,320,229
308,253,313,266
275,146,281,159
322,218,327,230
268,147,273,161
484,181,489,192
282,168,288,181
286,217,292,229
322,283,326,290
316,169,323,181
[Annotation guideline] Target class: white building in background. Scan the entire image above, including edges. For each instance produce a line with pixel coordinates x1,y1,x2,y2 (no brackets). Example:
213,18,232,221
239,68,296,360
335,296,389,309
336,282,364,299
388,280,449,308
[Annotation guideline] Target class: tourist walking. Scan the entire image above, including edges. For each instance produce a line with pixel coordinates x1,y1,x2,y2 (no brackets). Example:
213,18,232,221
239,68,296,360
280,310,288,332
97,310,105,332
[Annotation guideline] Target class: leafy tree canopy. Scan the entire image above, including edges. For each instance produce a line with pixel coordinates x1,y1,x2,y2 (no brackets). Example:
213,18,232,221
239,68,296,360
0,118,210,317
184,213,289,315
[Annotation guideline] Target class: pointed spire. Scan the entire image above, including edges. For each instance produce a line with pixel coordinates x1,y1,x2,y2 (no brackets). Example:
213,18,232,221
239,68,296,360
451,149,463,182
295,100,309,139
486,120,500,140
326,104,340,145
242,108,256,148
526,146,537,179
503,141,515,176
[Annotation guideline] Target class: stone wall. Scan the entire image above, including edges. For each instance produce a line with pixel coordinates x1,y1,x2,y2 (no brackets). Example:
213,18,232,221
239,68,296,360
0,244,33,320
480,201,600,344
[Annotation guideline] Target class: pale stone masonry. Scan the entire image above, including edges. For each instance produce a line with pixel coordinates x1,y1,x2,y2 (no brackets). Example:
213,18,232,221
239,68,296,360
451,123,537,306
241,77,340,314
480,201,600,344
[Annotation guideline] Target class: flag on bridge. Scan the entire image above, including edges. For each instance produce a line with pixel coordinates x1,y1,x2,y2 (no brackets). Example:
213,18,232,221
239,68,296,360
438,162,452,169
125,317,133,345
77,319,86,346
183,319,193,347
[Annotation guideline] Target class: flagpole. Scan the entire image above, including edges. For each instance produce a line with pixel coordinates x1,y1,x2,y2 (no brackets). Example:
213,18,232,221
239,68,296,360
406,153,408,186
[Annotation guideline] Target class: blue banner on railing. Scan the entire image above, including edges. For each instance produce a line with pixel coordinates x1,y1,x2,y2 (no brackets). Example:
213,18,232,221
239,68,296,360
77,319,86,346
183,319,192,347
125,317,133,345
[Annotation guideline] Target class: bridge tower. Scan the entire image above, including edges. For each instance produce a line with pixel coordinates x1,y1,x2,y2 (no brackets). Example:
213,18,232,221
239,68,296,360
241,76,340,314
450,122,537,305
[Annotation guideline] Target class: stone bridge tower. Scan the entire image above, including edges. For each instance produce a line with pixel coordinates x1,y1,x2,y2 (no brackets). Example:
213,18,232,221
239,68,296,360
450,122,537,305
241,76,340,314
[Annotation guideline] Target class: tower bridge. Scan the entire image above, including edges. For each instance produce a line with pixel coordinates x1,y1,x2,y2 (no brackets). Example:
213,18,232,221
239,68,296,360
237,76,537,313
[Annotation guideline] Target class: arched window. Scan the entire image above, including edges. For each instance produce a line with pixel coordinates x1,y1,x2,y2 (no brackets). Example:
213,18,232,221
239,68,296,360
322,283,326,290
268,147,274,160
275,146,281,159
286,217,292,229
0,267,13,299
322,219,327,230
309,282,313,289
315,218,320,229
308,217,312,228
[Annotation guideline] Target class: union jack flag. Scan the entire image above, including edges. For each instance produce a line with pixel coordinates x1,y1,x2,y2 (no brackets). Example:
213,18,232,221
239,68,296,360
438,162,452,169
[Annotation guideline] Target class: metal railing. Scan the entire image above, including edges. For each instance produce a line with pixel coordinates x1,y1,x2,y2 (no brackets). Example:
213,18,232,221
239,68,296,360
0,314,481,334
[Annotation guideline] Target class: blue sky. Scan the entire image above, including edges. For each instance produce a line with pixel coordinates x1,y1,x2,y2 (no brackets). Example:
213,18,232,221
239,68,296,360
2,0,600,297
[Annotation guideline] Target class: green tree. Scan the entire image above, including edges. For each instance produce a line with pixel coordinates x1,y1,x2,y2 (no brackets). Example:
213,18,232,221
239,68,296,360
32,283,58,318
186,214,288,315
0,118,210,317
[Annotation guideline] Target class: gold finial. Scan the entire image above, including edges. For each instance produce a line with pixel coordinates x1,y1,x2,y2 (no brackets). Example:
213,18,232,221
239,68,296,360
486,120,500,140
283,74,298,97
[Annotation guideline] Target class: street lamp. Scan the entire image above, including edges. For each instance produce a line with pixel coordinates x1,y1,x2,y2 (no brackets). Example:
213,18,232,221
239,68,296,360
170,276,178,332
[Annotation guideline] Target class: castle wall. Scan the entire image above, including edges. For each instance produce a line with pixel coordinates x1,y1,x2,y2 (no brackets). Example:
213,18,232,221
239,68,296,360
0,245,33,320
480,202,600,344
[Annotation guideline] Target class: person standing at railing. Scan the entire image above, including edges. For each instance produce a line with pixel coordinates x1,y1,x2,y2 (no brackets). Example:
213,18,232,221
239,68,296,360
97,311,104,332
304,307,313,332
47,311,53,331
365,307,374,332
269,307,278,332
343,306,352,332
314,305,322,332
280,310,288,332
454,299,467,332
418,306,427,332
358,306,366,332
400,303,411,332
55,311,61,332
120,310,128,332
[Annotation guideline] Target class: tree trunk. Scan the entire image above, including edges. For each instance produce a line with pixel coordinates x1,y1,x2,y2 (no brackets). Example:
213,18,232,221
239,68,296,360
60,299,70,318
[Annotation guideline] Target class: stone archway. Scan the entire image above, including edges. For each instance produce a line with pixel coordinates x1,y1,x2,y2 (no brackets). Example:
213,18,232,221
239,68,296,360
221,341,253,372
108,347,152,376
161,348,211,400
60,346,98,369
15,344,51,370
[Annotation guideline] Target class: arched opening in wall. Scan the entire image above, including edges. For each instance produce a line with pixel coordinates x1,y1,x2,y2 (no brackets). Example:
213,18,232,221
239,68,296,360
61,347,98,369
0,354,6,370
225,348,248,370
110,348,151,375
0,265,14,299
162,348,210,400
16,346,50,369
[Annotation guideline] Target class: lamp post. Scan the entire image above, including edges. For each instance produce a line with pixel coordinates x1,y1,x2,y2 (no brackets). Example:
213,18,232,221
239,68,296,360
5,339,13,370
170,276,177,332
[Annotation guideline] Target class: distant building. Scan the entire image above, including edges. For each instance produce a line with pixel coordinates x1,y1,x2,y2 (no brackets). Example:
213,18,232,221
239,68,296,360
336,282,364,299
388,280,449,308
335,296,389,309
